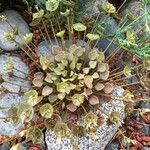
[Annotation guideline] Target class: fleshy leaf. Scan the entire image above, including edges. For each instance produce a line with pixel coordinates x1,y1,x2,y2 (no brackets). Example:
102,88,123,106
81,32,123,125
123,65,132,78
32,78,43,87
48,94,58,103
92,72,99,79
89,95,99,105
60,9,70,17
42,86,53,96
57,93,66,100
84,75,93,89
99,71,110,80
23,33,33,43
40,56,50,70
56,82,71,94
86,33,100,41
33,9,44,20
89,61,97,69
72,94,84,107
66,103,77,112
94,83,104,91
103,83,114,94
56,30,65,38
122,89,134,102
46,0,60,12
54,122,68,141
24,90,38,106
73,23,87,31
108,112,122,125
40,103,54,119
83,68,90,74
27,127,44,144
17,104,34,123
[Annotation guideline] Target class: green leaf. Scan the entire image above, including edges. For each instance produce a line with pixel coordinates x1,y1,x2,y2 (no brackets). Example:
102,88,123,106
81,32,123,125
98,63,108,72
40,56,50,70
32,78,43,87
55,51,66,62
94,81,104,90
23,33,33,43
33,9,44,20
48,94,58,103
57,93,66,100
73,23,87,31
27,127,44,144
76,63,82,70
86,33,100,41
89,61,97,69
54,122,68,140
123,65,132,78
56,82,71,94
92,72,99,79
17,104,34,123
40,103,54,119
88,50,98,60
99,71,110,80
56,30,65,38
60,9,70,17
72,94,84,107
42,86,53,96
84,75,93,89
24,90,38,106
46,0,60,12
101,2,116,14
83,68,90,74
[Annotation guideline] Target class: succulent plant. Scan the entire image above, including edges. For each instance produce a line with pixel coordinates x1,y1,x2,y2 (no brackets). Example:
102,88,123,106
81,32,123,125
1,0,147,147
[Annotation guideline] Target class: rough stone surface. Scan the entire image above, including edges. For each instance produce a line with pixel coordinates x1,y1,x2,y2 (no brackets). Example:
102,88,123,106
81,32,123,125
0,10,30,51
120,0,149,33
0,55,30,78
37,40,87,57
0,75,31,93
0,93,23,137
46,87,125,150
96,14,118,56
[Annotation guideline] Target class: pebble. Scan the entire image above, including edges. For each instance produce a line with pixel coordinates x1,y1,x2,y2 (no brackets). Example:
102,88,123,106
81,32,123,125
0,10,31,51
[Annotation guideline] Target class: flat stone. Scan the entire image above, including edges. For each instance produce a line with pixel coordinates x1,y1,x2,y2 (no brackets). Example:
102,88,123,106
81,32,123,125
0,75,31,93
77,0,107,21
96,14,118,56
0,93,24,137
0,10,31,51
46,87,125,150
37,40,87,57
0,55,30,78
120,0,149,33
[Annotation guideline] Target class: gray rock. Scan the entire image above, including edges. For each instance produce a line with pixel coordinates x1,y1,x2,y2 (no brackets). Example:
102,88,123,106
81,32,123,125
46,87,125,150
0,55,30,78
0,93,23,137
0,10,31,51
0,143,10,150
37,40,87,57
143,147,150,150
76,0,107,22
96,14,118,56
120,0,150,33
0,75,31,93
105,141,119,150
